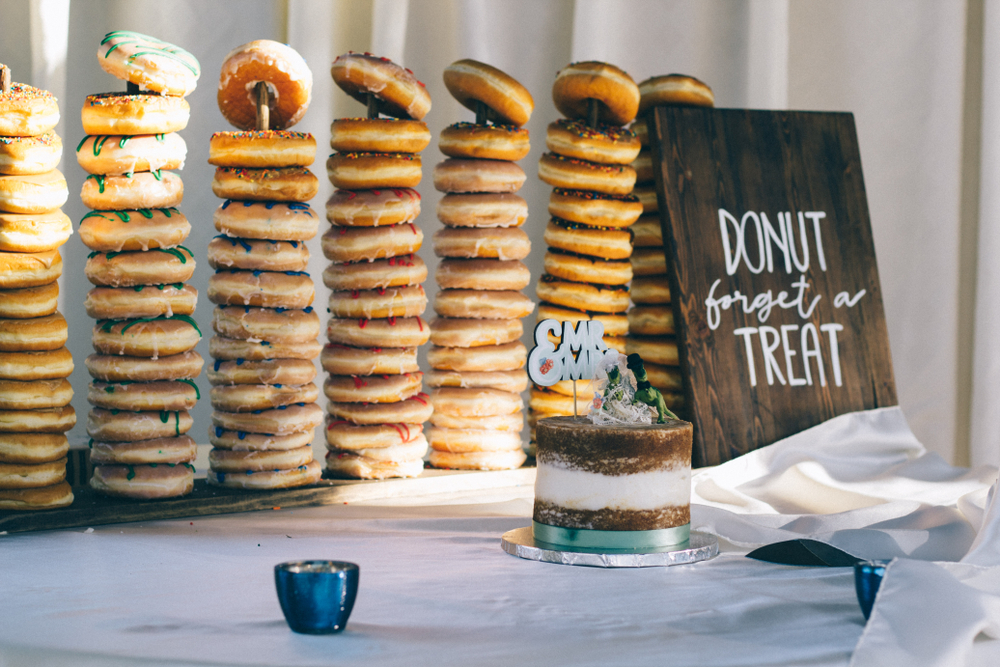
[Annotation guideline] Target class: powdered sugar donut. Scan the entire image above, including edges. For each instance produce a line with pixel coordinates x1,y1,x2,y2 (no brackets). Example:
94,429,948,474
218,40,312,130
98,30,200,97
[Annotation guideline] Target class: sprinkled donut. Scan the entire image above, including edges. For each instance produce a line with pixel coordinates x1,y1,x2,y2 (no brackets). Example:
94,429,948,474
98,31,200,96
330,118,430,154
326,152,421,190
548,188,642,228
209,130,316,168
218,40,312,130
0,83,60,136
0,132,62,175
439,122,530,162
81,93,190,135
545,119,640,165
538,152,636,194
543,218,632,260
543,249,633,285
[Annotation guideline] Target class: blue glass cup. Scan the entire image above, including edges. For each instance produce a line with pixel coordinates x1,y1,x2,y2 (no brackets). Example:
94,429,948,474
274,561,359,634
853,560,889,620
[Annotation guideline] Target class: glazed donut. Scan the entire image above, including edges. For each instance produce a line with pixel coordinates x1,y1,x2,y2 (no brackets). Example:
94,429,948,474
211,382,318,412
322,254,426,291
321,344,418,376
0,83,60,136
82,93,190,135
0,283,59,319
553,61,640,126
440,122,529,161
536,275,629,313
543,250,632,285
328,285,427,319
80,171,183,211
427,428,522,453
538,153,636,195
90,436,197,465
85,246,195,287
209,131,316,167
434,289,534,320
0,210,72,252
443,59,533,126
206,460,321,490
323,373,422,404
638,74,715,112
325,188,420,227
212,402,323,435
427,341,526,372
323,224,423,263
646,361,683,392
632,149,653,183
625,335,680,367
208,358,316,386
630,275,671,304
437,193,527,228
544,219,632,260
327,153,421,190
208,269,314,308
432,227,530,260
436,259,530,291
0,459,67,488
0,170,68,214
76,133,186,175
425,369,527,394
630,215,662,247
634,184,658,213
325,420,424,450
429,411,523,431
209,445,314,473
98,30,200,96
429,449,525,470
330,118,431,154
326,451,425,480
90,463,194,499
79,208,189,252
545,119,640,165
212,306,319,343
0,405,75,433
536,302,629,337
430,387,522,416
327,393,433,425
209,336,321,361
632,117,648,146
0,378,72,410
331,52,431,121
88,380,198,412
529,388,591,416
210,427,314,451
0,481,73,510
0,432,68,464
0,132,62,175
429,317,521,348
0,312,67,351
212,167,318,202
218,40,312,130
0,347,73,380
326,316,429,348
0,249,61,288
208,237,308,272
327,438,426,462
92,317,201,358
631,247,668,275
86,350,202,382
549,188,642,228
86,284,196,320
433,159,525,194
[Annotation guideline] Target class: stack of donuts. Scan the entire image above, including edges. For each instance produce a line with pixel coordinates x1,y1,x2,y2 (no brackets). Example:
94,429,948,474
625,74,714,404
205,40,323,490
323,52,433,479
79,31,202,499
529,61,642,443
0,68,74,510
427,59,534,471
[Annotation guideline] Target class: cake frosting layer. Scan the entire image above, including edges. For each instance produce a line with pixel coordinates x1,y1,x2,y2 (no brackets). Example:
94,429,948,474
534,458,690,511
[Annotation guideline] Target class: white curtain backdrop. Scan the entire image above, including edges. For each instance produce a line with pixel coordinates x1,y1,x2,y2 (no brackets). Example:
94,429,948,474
2,0,996,468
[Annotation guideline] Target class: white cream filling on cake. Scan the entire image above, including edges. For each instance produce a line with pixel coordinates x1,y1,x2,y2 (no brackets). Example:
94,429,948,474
534,461,690,512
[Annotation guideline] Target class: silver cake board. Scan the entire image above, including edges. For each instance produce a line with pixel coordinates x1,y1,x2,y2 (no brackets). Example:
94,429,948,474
500,526,719,568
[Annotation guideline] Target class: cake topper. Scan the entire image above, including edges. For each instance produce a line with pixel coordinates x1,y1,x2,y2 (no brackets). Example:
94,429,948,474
586,351,677,424
527,319,616,416
627,353,677,423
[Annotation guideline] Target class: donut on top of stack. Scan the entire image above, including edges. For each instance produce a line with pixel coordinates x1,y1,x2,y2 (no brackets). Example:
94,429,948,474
324,52,432,480
205,40,323,490
626,74,714,406
0,63,74,510
530,61,642,447
426,59,533,471
78,32,202,500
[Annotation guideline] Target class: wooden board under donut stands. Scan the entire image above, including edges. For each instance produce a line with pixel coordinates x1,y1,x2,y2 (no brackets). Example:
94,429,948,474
647,107,897,467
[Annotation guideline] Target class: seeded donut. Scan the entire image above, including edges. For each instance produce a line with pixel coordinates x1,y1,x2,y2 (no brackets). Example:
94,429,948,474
0,405,75,433
0,312,67,351
327,393,433,425
207,460,321,490
430,411,523,431
209,131,316,167
211,402,323,435
0,432,68,463
92,316,201,357
0,170,68,214
208,237,308,272
326,451,425,480
326,188,421,227
0,378,72,410
322,254,427,291
436,193,527,228
85,246,195,286
0,459,67,488
536,276,629,313
0,248,61,288
76,133,187,175
549,188,642,228
212,306,319,344
638,74,715,112
433,158,525,194
326,152,421,190
630,215,662,247
331,52,431,121
88,380,198,412
81,171,183,210
82,93,190,135
326,316,429,348
325,420,424,450
630,275,671,304
328,285,427,319
0,132,62,175
210,428,315,451
443,59,533,126
538,153,636,195
211,383,318,412
625,336,680,367
208,269,314,308
212,167,318,202
218,40,312,130
321,344,418,376
0,282,59,319
430,387,522,416
208,358,316,386
324,373,422,404
429,317,521,347
631,247,668,275
425,369,527,394
429,449,525,470
209,445,314,473
427,341,526,372
439,122,529,161
322,223,423,263
553,61,640,126
434,289,534,319
89,436,197,465
209,336,322,361
87,282,196,320
543,219,631,260
85,350,203,382
98,30,200,96
436,259,530,291
546,119,640,164
0,347,73,380
0,210,72,252
432,227,530,260
90,463,194,499
0,82,60,136
330,118,431,153
634,184,658,213
79,208,189,252
536,302,629,338
543,250,632,285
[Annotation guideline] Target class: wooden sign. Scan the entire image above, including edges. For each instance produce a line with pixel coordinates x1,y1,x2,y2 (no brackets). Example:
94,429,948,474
647,107,896,467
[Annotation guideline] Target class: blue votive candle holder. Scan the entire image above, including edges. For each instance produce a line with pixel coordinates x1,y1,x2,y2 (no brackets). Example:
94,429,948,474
274,561,359,634
853,560,889,621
